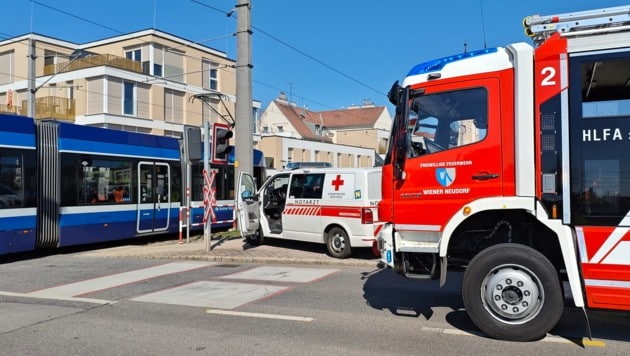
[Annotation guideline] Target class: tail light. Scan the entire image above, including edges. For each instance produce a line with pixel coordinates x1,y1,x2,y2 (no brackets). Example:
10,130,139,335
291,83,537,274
361,207,374,224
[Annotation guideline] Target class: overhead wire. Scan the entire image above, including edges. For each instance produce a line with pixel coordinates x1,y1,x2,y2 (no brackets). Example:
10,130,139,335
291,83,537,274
5,0,388,120
188,0,386,103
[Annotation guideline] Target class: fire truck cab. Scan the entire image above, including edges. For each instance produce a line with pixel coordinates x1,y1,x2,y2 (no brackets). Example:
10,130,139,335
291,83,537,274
377,6,630,341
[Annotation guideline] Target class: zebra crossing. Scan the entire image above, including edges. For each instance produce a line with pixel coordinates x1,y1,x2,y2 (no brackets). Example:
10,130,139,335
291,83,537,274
3,262,339,312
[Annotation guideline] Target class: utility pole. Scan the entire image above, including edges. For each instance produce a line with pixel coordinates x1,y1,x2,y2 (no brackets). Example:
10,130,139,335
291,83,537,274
28,37,36,118
235,0,253,180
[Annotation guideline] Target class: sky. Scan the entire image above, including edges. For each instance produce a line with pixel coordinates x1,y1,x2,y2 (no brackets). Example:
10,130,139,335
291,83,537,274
3,0,629,115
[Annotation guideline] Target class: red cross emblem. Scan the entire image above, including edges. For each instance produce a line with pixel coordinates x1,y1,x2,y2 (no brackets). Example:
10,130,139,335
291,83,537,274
331,174,345,191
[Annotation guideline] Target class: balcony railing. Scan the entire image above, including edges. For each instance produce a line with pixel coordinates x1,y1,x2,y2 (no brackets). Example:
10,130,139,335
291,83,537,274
19,96,76,121
0,104,19,115
43,54,143,76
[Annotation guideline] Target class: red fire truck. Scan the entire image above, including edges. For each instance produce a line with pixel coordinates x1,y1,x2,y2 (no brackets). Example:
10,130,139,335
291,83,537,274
376,6,630,341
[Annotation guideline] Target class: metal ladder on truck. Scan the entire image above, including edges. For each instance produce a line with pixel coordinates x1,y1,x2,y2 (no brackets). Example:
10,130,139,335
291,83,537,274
524,5,630,45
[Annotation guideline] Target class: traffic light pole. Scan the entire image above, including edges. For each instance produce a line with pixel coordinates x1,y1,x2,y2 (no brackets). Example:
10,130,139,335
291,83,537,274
203,116,211,252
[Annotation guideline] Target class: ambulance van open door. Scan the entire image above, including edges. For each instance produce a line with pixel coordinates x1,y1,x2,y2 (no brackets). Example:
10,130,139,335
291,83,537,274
236,172,261,242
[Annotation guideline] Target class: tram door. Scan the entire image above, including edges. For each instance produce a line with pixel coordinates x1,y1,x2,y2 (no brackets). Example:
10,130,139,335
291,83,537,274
137,162,170,233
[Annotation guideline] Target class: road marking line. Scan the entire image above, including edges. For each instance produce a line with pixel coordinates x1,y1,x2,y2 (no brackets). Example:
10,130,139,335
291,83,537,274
220,266,338,283
0,291,113,305
442,328,480,337
27,262,213,299
421,326,599,345
205,309,313,322
540,335,573,344
582,338,606,347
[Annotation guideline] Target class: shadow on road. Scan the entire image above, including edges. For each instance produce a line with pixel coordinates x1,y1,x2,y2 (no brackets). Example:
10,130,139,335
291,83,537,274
361,268,474,332
361,267,630,344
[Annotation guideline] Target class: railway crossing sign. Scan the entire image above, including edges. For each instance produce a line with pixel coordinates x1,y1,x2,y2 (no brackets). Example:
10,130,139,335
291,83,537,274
202,169,217,223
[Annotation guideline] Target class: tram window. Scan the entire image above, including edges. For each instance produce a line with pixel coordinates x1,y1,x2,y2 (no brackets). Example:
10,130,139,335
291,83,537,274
190,161,268,201
190,164,235,201
170,162,181,202
77,159,132,204
0,153,24,208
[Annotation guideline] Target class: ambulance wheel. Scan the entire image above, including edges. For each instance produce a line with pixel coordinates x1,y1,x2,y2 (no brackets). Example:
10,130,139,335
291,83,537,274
462,243,563,341
326,227,351,259
245,227,266,246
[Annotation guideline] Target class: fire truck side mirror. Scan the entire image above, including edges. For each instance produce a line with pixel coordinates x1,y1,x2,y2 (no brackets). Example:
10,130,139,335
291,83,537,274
388,81,402,105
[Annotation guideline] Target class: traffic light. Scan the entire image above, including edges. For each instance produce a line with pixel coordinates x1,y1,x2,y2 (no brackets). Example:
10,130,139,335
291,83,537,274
212,122,233,162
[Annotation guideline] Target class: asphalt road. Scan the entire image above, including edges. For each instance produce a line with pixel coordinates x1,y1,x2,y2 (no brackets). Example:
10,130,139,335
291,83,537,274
1,235,629,354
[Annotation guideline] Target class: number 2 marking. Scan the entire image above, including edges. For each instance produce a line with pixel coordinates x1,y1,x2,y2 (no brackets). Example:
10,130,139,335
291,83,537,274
541,67,556,86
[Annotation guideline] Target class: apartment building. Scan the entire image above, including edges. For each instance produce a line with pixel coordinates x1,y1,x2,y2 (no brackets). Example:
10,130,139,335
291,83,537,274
257,94,392,170
0,30,250,137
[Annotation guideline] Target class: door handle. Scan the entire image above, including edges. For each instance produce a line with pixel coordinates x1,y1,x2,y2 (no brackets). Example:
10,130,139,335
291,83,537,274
471,172,500,181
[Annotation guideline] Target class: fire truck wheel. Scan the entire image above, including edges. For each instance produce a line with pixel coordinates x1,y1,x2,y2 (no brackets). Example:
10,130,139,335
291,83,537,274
326,227,351,259
245,227,266,246
462,243,563,341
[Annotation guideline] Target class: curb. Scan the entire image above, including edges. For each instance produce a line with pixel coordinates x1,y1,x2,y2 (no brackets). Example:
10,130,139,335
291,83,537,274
79,236,381,268
89,253,380,268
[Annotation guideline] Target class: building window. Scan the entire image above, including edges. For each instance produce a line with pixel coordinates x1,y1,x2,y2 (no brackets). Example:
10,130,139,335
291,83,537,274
164,50,184,82
209,66,218,90
0,50,14,85
277,126,284,133
44,50,57,67
202,60,219,90
126,49,141,62
123,81,136,115
152,44,163,77
164,130,182,139
154,63,163,77
164,88,184,123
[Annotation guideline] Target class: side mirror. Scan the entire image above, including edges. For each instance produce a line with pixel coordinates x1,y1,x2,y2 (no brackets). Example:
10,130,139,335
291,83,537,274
388,81,402,105
241,190,253,200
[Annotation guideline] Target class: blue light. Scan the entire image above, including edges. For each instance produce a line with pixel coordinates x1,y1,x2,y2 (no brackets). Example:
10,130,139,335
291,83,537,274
407,47,499,76
386,250,392,263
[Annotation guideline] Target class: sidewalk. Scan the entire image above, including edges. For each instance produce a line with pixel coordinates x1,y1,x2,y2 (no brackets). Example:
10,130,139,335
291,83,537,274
79,233,381,268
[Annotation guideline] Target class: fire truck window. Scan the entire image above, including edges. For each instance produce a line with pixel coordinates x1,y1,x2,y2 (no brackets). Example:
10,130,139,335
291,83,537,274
570,55,630,225
579,159,620,219
409,87,488,157
581,59,630,118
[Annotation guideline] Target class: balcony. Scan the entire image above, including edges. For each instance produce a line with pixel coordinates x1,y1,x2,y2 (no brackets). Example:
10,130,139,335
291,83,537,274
19,96,76,121
43,54,143,76
0,104,19,115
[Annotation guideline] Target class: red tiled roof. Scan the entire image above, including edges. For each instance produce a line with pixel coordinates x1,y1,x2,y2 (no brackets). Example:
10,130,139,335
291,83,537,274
272,100,386,141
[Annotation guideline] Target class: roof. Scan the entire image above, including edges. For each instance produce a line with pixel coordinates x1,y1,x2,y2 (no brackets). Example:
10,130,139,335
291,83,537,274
272,100,387,141
80,29,228,59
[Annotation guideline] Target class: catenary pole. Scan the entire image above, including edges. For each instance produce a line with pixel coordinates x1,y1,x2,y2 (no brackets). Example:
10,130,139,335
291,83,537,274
235,0,253,182
28,37,36,118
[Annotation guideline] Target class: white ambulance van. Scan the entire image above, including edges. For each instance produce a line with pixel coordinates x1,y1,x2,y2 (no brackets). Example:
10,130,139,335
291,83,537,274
236,167,382,258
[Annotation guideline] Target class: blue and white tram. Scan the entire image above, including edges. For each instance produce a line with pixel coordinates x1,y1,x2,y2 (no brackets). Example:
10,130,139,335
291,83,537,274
0,115,37,254
0,113,266,255
50,119,182,248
